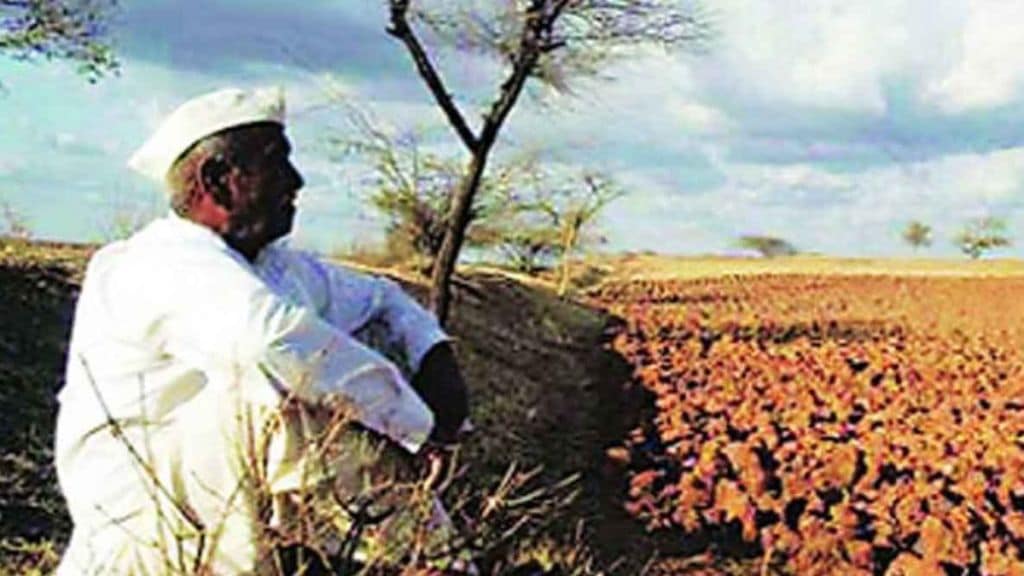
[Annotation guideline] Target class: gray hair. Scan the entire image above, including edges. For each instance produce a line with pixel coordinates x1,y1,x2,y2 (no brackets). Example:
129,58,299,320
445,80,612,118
164,122,282,216
165,132,231,216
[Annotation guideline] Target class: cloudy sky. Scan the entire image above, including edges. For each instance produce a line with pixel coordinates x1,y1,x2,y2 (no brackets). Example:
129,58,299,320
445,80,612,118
2,0,1023,257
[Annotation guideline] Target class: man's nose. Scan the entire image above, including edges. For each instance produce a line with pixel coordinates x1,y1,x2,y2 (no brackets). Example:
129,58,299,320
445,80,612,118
288,162,304,191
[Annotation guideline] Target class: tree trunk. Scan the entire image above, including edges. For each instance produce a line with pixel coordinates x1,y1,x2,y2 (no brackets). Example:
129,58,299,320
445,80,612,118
403,3,540,325
427,48,536,326
429,150,491,325
557,220,579,297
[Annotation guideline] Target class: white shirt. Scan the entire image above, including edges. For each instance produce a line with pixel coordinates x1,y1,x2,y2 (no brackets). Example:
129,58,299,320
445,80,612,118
54,214,449,574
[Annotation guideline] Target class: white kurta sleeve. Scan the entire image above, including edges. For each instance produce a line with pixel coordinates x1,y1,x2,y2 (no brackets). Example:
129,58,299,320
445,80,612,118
120,243,435,453
297,254,450,373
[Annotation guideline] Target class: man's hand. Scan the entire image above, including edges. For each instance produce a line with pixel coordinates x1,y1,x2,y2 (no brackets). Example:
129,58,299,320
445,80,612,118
421,441,460,493
411,342,470,445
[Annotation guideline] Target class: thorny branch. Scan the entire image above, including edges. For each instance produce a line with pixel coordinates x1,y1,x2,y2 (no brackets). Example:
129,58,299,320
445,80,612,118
387,0,479,152
79,356,209,573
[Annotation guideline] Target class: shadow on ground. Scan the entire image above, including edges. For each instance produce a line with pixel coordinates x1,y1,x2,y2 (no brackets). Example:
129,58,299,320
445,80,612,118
0,241,90,550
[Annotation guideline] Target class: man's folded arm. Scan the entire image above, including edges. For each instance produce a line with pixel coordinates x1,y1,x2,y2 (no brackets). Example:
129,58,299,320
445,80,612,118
137,251,436,452
311,259,470,443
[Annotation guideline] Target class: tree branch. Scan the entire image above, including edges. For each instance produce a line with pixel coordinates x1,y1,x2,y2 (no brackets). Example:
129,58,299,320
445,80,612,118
477,3,548,150
387,1,479,152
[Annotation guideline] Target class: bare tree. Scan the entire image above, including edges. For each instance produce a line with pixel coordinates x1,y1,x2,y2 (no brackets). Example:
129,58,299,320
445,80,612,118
496,223,561,275
502,170,621,294
901,220,932,252
0,0,119,82
333,104,534,273
553,172,620,296
385,0,709,324
736,235,797,258
954,217,1011,260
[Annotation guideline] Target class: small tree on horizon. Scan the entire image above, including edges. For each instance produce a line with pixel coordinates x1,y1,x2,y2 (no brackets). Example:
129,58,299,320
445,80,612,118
902,220,932,252
953,217,1011,260
736,235,798,258
0,197,31,240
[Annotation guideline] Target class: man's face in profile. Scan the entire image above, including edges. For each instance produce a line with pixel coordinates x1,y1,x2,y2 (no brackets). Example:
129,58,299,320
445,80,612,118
224,123,305,249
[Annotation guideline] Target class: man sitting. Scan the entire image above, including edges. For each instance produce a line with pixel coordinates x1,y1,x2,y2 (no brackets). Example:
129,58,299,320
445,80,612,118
54,87,470,575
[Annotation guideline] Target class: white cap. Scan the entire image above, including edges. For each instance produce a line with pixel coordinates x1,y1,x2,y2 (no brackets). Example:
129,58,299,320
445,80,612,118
128,86,286,183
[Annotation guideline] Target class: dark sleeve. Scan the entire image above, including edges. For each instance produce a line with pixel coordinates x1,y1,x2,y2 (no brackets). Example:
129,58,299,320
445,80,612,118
410,341,470,444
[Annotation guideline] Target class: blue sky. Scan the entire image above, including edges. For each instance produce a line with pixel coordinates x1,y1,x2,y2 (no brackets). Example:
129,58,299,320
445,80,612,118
2,0,1024,257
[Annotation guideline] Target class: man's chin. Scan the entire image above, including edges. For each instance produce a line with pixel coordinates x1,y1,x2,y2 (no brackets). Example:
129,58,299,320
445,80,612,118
268,221,294,244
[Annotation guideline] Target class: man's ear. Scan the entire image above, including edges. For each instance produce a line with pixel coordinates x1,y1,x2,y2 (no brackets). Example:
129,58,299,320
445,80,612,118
198,155,234,210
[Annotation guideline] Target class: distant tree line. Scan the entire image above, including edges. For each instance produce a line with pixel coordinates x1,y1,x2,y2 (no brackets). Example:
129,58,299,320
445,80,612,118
902,218,1012,259
734,218,1014,261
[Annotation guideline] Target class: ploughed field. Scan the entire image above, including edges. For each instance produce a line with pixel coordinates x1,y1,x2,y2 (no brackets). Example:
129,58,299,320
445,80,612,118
590,275,1024,575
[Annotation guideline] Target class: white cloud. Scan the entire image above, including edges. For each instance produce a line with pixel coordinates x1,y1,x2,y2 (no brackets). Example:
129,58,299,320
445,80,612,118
682,0,1024,116
827,148,1024,253
604,169,721,253
918,148,1024,202
728,162,852,195
593,50,734,135
669,100,733,134
54,133,78,148
600,145,1024,256
923,0,1024,113
700,0,918,113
